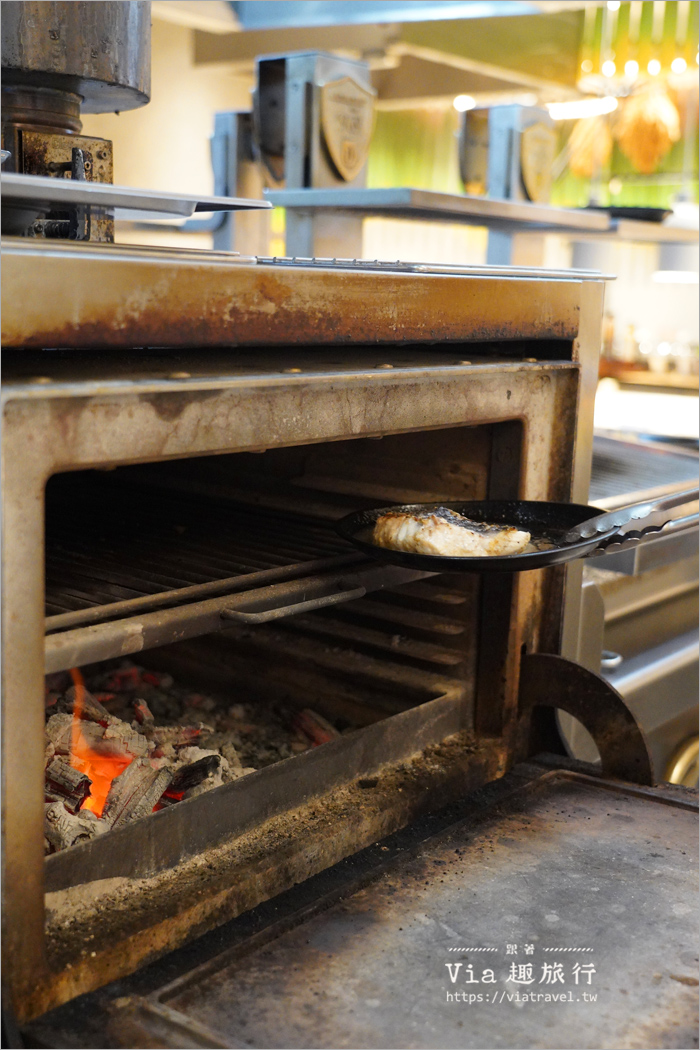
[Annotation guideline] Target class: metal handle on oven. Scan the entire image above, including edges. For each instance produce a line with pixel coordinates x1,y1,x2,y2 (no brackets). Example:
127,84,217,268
220,582,367,624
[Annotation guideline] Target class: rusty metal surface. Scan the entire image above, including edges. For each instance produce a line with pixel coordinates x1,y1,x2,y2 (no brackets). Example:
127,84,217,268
44,681,467,893
1,250,598,1028
31,739,505,1025
2,355,582,1021
96,765,698,1050
1,242,585,349
12,129,115,241
520,653,655,786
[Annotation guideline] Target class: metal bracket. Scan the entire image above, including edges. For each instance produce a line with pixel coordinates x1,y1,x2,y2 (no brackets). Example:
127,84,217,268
519,652,655,785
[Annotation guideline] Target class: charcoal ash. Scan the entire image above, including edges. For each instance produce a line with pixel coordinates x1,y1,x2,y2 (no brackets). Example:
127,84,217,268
44,802,110,854
44,758,92,814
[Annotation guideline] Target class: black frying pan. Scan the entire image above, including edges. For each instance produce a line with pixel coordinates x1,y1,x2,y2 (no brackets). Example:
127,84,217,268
335,490,698,574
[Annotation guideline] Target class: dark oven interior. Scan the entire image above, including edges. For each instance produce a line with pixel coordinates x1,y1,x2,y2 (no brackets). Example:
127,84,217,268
43,424,527,878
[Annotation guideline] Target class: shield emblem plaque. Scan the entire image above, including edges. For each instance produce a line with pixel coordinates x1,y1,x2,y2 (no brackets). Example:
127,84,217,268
320,76,376,182
519,121,557,203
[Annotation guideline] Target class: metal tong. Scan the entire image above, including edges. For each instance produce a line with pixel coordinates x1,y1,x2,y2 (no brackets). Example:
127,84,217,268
564,486,699,550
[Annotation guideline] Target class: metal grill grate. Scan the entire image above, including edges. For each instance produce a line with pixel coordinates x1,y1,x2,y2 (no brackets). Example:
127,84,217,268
43,475,447,674
590,436,698,504
45,476,354,619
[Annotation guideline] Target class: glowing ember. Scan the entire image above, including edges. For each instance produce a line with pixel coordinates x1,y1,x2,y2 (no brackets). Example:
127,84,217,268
68,668,132,816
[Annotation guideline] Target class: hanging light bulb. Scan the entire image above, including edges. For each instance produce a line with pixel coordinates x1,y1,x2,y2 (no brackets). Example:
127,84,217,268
578,2,698,90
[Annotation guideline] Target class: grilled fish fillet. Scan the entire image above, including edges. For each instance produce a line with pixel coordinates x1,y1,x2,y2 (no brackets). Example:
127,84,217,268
373,507,530,557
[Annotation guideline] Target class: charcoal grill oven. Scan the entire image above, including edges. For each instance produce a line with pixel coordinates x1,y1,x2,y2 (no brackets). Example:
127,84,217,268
2,244,695,1044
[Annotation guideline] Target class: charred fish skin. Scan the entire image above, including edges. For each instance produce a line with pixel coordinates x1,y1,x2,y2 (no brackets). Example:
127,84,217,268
373,508,531,557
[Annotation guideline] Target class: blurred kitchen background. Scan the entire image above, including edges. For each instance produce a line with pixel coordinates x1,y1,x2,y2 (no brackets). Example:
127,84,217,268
81,0,699,447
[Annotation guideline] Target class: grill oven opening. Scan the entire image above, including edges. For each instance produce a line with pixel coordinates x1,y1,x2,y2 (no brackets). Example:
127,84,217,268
42,424,518,875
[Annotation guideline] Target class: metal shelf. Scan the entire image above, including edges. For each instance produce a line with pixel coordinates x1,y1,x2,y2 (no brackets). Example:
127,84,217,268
1,172,272,218
266,186,698,244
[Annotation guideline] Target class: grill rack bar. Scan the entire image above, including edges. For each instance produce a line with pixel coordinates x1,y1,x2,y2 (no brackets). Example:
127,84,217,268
44,561,435,674
45,552,365,632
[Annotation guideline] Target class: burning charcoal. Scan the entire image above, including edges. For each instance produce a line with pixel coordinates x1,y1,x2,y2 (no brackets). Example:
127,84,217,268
61,686,116,726
174,746,230,795
93,692,117,706
132,698,154,725
46,712,150,761
45,691,61,710
101,721,150,759
184,692,217,713
44,802,109,853
291,708,341,747
141,670,174,690
169,755,220,793
150,745,176,764
145,724,209,748
45,758,92,814
46,712,81,754
102,665,143,692
102,760,173,830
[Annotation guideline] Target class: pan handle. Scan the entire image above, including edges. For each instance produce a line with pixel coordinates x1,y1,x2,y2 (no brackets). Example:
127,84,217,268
564,486,699,544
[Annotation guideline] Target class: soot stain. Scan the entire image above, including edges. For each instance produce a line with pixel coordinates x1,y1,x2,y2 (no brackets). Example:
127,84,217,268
142,389,221,423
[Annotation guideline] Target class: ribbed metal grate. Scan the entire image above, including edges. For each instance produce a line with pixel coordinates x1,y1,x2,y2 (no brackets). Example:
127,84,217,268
590,436,698,503
45,476,353,618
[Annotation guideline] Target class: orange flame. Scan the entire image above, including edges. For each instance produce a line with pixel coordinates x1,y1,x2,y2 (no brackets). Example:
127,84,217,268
69,668,131,817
